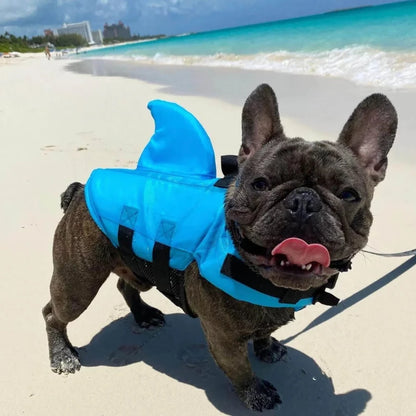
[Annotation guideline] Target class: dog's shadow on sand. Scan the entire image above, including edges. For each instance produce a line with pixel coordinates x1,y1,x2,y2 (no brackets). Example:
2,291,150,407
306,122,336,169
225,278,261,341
79,313,370,415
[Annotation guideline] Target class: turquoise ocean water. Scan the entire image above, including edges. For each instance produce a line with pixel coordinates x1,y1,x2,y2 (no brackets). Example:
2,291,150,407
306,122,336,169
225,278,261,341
82,1,416,89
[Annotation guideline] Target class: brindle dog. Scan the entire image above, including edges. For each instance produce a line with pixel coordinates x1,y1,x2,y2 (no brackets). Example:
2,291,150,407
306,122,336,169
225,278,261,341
43,84,397,411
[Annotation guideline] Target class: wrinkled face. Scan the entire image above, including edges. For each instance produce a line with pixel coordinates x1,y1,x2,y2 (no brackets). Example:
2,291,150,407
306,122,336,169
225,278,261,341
226,138,373,291
225,84,396,291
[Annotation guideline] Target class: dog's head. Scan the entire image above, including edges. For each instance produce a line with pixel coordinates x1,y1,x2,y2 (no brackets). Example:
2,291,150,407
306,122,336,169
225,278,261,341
226,84,397,291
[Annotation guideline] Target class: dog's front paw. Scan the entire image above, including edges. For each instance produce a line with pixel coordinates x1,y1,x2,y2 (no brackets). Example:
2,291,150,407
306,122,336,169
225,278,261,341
254,337,287,363
50,346,81,374
239,378,282,411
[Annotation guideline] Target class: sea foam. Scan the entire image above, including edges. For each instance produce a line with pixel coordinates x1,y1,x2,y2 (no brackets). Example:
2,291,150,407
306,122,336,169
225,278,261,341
82,2,416,90
92,45,416,89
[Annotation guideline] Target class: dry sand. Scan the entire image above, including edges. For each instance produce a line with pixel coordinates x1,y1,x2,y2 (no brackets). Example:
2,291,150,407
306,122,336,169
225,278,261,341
1,53,415,416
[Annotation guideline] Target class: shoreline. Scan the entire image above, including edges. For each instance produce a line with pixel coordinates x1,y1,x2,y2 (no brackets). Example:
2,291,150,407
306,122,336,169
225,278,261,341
66,57,416,164
1,54,415,416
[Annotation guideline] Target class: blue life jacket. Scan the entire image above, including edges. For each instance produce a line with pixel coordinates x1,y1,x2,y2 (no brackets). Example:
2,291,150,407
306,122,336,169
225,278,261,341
85,100,339,316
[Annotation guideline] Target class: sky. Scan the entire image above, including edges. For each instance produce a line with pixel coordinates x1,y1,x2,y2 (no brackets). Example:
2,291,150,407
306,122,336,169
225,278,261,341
0,0,408,38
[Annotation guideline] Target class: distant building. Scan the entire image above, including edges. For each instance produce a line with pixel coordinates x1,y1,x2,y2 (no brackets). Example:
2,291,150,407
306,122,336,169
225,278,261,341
103,21,131,40
44,29,54,38
92,30,103,45
57,21,94,44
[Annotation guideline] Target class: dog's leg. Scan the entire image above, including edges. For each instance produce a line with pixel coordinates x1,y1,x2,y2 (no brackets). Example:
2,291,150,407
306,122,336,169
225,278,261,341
115,277,165,328
42,263,111,374
201,324,282,411
42,300,80,374
253,336,287,363
43,189,115,374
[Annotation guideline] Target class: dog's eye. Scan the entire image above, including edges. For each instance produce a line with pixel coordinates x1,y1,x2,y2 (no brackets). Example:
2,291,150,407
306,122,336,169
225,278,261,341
251,178,269,191
339,188,361,202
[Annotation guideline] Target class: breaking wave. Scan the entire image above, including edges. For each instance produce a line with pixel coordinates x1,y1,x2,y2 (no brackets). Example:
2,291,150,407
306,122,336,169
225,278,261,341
90,45,416,89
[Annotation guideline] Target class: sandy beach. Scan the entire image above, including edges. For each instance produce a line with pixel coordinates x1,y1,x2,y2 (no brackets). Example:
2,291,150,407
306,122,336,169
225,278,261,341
1,53,415,416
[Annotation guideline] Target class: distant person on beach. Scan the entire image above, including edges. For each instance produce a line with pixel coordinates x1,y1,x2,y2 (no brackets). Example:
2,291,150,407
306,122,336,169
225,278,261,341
45,45,51,60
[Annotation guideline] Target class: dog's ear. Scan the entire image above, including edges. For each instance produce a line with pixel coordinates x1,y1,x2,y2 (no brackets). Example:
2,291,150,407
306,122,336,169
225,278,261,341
239,84,285,164
338,94,397,185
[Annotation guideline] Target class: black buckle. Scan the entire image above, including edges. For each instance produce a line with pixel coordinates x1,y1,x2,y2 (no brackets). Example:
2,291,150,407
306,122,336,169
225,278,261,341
214,155,238,188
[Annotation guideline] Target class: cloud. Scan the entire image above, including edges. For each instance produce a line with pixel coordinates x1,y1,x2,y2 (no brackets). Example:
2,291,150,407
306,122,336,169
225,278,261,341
134,0,275,35
0,0,404,37
0,1,47,24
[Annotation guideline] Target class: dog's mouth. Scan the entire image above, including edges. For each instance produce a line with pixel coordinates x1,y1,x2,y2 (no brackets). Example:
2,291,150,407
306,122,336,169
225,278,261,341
259,237,331,277
237,231,335,285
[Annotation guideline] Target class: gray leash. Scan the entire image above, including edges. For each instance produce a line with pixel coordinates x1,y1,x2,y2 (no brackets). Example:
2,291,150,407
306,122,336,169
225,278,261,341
362,248,416,257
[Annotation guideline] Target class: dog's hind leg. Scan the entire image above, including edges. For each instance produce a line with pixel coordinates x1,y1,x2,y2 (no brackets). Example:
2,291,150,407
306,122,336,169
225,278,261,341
114,272,165,328
42,261,113,374
42,187,115,374
42,299,79,374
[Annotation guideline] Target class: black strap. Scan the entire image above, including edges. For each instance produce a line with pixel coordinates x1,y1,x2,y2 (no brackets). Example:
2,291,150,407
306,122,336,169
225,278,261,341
119,226,338,308
119,224,172,293
240,237,269,256
313,290,339,306
221,254,313,304
118,225,156,288
118,225,135,255
152,242,172,293
118,225,196,317
325,273,339,289
221,254,339,307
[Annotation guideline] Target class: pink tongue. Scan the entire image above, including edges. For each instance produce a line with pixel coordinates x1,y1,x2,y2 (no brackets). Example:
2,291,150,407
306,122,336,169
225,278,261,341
271,237,330,267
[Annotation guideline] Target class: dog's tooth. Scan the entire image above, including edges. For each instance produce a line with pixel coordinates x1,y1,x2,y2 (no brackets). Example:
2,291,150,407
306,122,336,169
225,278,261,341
280,260,285,267
301,265,306,270
305,263,312,271
285,261,290,266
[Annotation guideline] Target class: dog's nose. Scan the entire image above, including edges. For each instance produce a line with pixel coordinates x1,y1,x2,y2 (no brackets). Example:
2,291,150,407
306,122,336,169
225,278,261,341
283,188,322,222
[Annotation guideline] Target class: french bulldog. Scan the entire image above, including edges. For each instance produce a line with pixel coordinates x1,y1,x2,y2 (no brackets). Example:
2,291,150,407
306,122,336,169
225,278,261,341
42,84,397,411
